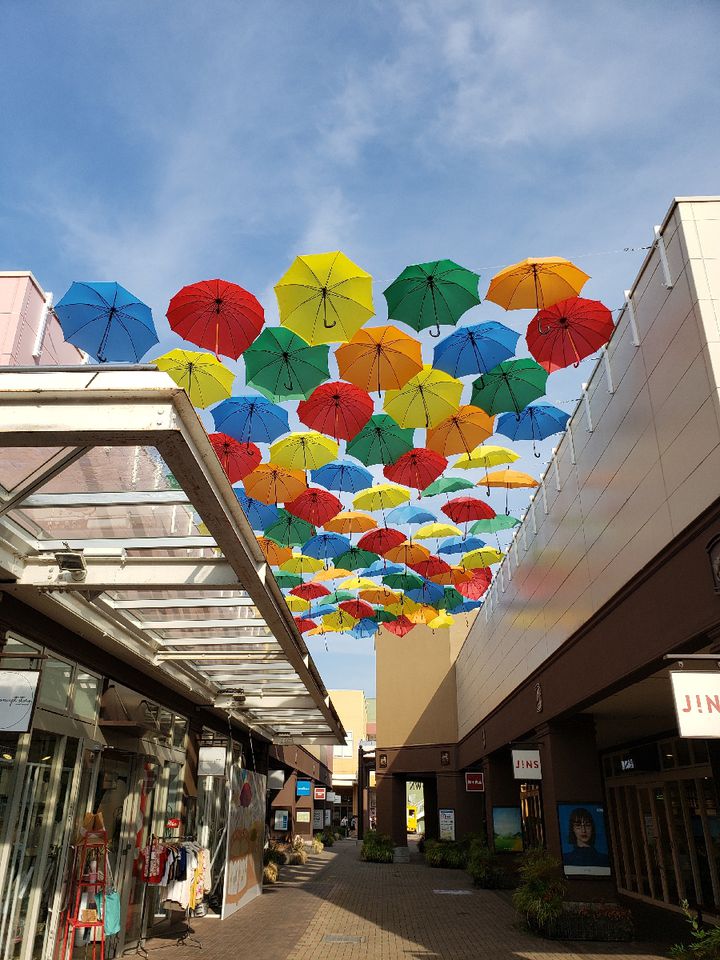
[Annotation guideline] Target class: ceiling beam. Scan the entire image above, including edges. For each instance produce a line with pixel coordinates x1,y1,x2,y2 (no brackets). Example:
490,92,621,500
15,557,244,590
22,490,191,508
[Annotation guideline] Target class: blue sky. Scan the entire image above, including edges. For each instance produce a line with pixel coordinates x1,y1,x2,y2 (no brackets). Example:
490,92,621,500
2,0,719,695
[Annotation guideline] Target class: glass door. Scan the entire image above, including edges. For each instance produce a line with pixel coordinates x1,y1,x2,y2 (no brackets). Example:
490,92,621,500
120,758,161,950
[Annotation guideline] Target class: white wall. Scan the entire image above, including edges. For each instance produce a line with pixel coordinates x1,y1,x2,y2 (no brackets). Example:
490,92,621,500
456,198,720,740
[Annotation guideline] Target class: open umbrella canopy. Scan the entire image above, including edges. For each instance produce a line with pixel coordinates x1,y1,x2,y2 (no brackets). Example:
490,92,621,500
275,251,374,345
457,568,492,599
322,610,359,632
385,505,436,526
286,595,311,613
324,511,377,534
415,522,463,540
295,617,318,634
407,580,445,605
470,515,520,534
353,484,410,512
302,532,352,561
430,565,475,586
263,509,316,547
360,586,400,605
438,535,487,556
245,463,307,505
270,432,339,471
420,477,475,498
357,527,407,555
55,281,158,362
208,434,261,483
154,349,234,408
274,572,304,589
462,546,505,569
496,403,569,456
454,444,520,471
439,587,466,610
384,448,448,490
384,365,463,428
311,461,373,494
211,395,289,444
384,541,431,566
297,381,373,441
441,496,496,524
351,618,380,638
324,589,357,604
429,612,454,629
383,259,481,337
410,557,452,580
336,325,423,393
335,547,380,571
383,572,424,591
340,600,375,620
470,359,548,416
285,487,342,526
279,554,325,574
346,414,415,466
291,582,330,601
527,296,614,371
362,560,404,577
425,406,495,457
478,469,539,489
339,577,378,591
166,278,264,359
244,327,330,401
386,616,415,637
256,537,293,565
486,257,590,310
311,567,353,583
433,321,519,378
235,489,281,530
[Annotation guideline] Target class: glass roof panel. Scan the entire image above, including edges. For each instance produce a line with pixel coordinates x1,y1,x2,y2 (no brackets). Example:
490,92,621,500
40,445,178,494
0,446,64,490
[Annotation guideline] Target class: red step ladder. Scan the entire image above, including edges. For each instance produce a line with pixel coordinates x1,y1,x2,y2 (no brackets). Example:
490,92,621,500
59,830,109,960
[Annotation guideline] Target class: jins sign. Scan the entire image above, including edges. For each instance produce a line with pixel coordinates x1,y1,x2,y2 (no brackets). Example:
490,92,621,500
511,749,542,780
671,672,720,737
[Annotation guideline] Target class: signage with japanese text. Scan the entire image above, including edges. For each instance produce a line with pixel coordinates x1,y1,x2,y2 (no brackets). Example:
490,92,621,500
465,772,485,792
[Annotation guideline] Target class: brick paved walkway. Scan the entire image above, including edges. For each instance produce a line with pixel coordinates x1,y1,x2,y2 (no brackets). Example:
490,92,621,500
146,840,669,960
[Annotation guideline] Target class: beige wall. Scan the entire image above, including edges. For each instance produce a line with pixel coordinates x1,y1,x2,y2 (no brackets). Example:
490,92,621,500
376,616,474,747
456,197,720,740
328,689,367,781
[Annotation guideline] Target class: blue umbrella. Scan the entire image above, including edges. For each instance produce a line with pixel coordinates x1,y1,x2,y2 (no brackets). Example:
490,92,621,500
362,560,405,577
311,461,373,494
433,321,519,378
438,535,487,556
302,533,352,562
55,281,157,362
351,618,379,639
234,488,281,530
407,580,445,605
453,599,484,613
496,403,570,457
212,395,289,444
386,504,436,525
307,603,336,618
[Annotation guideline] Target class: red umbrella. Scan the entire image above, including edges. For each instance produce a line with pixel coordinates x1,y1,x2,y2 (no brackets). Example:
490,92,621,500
285,488,342,526
457,568,492,599
410,556,452,579
297,381,374,441
383,448,448,490
294,617,317,634
339,600,375,620
385,616,415,637
291,583,330,601
358,527,407,555
441,497,496,524
526,296,614,372
167,279,264,359
208,433,261,483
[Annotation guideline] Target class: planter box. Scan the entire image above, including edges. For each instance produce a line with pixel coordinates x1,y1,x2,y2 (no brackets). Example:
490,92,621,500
543,902,634,941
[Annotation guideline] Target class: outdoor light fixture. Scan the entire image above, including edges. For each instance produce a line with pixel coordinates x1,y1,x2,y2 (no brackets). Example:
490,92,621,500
213,693,246,710
53,550,87,582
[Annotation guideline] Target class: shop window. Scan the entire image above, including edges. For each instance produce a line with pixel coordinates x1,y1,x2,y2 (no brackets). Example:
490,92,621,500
172,716,188,750
72,671,101,721
37,655,73,711
158,706,174,741
0,633,42,669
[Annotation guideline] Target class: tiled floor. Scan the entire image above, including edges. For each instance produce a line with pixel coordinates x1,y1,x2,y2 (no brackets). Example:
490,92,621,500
145,840,668,960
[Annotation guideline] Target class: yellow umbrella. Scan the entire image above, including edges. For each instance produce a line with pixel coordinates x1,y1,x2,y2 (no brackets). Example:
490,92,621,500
384,365,463,428
462,547,504,569
279,554,325,574
353,484,410,511
486,257,589,311
323,511,377,534
415,522,462,540
153,349,234,409
285,595,310,612
478,469,539,489
275,251,374,345
321,610,358,632
408,605,437,625
270,432,339,471
339,576,378,591
386,596,420,615
428,612,454,629
312,567,352,583
455,445,520,471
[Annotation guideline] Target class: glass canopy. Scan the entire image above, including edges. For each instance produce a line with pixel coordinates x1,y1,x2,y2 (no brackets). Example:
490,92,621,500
0,367,344,744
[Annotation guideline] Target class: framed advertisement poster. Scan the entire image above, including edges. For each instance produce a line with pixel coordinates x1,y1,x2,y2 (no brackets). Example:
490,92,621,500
438,808,455,841
274,809,289,831
557,803,611,876
0,670,40,732
492,806,523,852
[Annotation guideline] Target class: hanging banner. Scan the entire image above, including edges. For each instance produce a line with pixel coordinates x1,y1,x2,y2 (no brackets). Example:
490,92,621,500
222,768,267,918
198,744,227,777
0,670,40,732
671,672,720,737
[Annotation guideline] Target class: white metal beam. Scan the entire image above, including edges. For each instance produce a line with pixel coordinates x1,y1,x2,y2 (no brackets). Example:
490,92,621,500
0,447,92,516
138,619,266,630
22,490,191,508
37,537,217,550
112,596,252,609
15,557,244,590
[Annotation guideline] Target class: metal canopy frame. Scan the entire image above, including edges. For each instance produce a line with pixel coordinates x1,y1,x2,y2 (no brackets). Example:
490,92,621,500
0,368,344,745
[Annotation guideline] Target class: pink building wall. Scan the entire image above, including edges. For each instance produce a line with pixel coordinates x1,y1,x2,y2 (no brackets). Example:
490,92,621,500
0,272,83,366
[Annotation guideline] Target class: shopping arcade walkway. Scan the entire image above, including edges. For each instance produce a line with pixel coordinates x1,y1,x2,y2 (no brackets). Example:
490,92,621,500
146,840,668,960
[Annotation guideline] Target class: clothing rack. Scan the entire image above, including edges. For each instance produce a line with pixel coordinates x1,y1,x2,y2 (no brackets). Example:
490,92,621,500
162,835,202,951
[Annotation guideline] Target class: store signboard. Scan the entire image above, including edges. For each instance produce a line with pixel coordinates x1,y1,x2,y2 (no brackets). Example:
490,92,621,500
0,670,40,732
333,794,341,804
313,809,324,830
512,749,542,780
296,810,311,823
313,786,327,801
274,809,289,831
671,672,720,737
223,768,266,918
198,745,227,777
296,779,311,797
326,791,337,802
465,772,485,792
439,808,455,841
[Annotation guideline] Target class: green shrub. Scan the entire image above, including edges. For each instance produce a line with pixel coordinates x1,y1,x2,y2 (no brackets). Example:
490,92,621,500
319,827,335,846
512,848,566,933
467,839,505,888
423,839,469,869
361,831,394,863
263,862,278,884
671,900,720,958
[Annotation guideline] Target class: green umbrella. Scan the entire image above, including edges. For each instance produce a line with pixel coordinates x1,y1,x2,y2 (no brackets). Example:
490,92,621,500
244,327,330,401
324,589,356,604
373,609,395,623
383,572,423,591
274,572,304,588
470,515,520,534
439,587,465,611
335,547,380,571
264,509,316,548
421,477,475,498
470,359,548,416
383,259,480,338
346,414,414,466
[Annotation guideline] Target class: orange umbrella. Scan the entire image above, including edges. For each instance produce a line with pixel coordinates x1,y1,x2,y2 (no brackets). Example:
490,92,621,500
360,586,400,605
407,605,437,625
425,405,495,456
324,511,378,534
336,325,423,393
486,257,590,311
429,565,475,586
311,567,352,583
256,537,293,565
479,469,539,489
244,463,307,505
384,541,431,566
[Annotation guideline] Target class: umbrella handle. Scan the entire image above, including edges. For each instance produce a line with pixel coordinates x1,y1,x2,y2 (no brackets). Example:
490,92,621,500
323,314,337,329
428,324,441,338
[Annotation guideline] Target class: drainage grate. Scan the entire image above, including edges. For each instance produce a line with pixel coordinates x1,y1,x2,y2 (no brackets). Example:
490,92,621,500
323,935,364,943
432,889,473,895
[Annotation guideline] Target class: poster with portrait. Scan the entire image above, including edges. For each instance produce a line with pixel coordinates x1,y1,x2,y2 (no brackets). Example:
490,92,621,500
222,767,267,918
557,803,611,876
492,806,523,852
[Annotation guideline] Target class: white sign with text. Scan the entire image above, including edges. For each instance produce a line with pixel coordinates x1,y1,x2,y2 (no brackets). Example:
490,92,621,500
0,670,40,732
512,748,542,780
671,672,720,737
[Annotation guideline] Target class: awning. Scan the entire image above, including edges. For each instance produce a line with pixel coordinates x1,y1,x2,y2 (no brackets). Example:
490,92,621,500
0,367,344,745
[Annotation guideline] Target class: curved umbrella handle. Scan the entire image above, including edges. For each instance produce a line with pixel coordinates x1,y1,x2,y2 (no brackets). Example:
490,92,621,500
323,314,337,329
428,324,441,338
